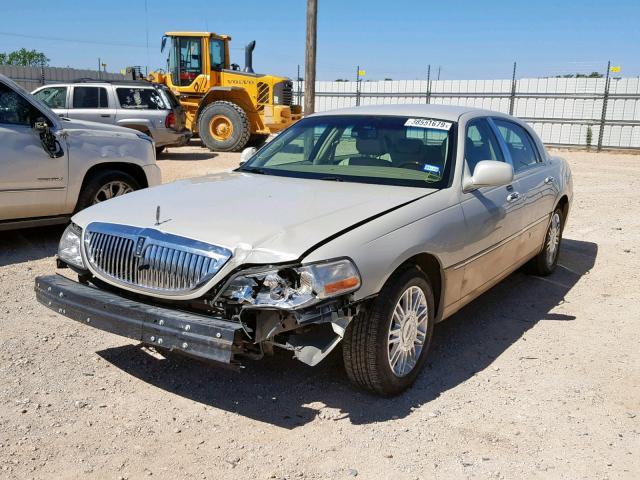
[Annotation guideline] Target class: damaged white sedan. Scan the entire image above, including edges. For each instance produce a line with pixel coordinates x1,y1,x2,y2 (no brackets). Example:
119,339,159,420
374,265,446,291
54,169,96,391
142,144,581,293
35,104,572,396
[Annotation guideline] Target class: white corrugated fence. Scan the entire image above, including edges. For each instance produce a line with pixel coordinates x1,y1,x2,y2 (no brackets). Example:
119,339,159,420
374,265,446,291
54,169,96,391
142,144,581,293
294,77,640,149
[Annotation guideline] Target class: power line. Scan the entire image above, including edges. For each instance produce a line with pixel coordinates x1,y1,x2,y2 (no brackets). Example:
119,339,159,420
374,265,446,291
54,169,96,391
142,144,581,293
0,31,148,49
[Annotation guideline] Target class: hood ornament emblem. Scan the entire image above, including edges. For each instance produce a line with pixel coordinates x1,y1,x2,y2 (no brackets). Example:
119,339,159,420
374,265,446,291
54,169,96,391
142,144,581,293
154,205,171,226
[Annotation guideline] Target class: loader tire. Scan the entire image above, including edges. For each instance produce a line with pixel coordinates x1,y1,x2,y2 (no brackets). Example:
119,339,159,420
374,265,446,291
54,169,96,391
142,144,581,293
198,101,251,152
247,134,269,148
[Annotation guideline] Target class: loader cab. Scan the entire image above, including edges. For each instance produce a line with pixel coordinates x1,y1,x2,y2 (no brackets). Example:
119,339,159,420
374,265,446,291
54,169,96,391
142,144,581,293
162,32,230,92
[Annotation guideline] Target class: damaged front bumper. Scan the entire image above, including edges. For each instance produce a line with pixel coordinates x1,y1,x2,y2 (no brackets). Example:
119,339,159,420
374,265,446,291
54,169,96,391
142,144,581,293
34,274,361,368
35,275,242,365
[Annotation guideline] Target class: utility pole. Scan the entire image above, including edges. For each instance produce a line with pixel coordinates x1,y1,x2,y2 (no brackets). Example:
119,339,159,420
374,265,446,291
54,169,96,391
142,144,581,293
304,0,318,114
297,64,302,106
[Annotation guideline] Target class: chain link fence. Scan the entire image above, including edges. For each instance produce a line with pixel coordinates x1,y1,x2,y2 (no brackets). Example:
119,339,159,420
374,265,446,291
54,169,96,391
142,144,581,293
295,77,640,150
2,64,638,149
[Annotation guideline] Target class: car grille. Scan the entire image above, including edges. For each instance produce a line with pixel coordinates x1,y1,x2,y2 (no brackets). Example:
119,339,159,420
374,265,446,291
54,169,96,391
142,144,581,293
83,223,232,296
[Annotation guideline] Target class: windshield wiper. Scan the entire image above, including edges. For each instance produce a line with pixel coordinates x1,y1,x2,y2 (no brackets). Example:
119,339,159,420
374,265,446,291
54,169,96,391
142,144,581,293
240,166,268,175
319,176,344,182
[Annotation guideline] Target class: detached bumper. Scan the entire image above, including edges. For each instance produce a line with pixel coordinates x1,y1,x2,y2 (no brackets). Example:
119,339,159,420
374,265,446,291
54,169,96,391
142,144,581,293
35,275,242,365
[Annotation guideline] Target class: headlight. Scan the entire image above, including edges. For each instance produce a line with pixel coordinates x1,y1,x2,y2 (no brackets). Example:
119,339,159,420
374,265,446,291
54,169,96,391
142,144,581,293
222,259,361,309
58,223,85,269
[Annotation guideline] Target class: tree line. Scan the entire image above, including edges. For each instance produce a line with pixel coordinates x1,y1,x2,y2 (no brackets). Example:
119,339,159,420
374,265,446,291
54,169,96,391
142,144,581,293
0,48,50,67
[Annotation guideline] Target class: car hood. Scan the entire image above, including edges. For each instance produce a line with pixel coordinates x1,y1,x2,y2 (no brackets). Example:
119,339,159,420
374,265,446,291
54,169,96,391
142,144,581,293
72,171,432,264
59,117,141,137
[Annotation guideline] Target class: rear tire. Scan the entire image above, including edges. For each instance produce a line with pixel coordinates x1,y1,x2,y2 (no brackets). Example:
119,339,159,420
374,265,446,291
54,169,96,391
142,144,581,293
343,267,435,396
75,170,140,212
198,101,251,152
526,208,563,276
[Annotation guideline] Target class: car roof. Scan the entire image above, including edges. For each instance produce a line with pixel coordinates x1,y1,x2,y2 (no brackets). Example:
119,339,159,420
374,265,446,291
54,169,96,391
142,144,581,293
34,80,159,89
311,103,500,122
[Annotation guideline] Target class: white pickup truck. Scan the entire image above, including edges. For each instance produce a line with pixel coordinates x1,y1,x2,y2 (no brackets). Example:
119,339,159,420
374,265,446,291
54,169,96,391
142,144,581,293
0,74,161,231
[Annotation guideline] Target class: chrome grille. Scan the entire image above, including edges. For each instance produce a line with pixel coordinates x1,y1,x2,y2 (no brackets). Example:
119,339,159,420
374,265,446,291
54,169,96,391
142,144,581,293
84,223,232,296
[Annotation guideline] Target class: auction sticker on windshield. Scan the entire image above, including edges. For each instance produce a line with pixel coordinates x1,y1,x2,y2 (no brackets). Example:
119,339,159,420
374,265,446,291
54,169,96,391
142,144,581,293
404,118,452,130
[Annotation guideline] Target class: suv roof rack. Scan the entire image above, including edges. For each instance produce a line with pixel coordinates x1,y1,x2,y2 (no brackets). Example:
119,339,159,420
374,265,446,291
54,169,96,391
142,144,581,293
72,78,157,86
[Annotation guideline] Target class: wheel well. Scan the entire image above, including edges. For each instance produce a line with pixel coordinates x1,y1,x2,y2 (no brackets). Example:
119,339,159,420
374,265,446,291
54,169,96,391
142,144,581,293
396,253,443,319
556,195,569,228
80,163,149,191
119,124,152,137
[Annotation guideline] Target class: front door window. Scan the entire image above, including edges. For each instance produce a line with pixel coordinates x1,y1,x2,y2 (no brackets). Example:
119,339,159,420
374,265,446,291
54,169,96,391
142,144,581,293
169,37,203,86
0,84,41,125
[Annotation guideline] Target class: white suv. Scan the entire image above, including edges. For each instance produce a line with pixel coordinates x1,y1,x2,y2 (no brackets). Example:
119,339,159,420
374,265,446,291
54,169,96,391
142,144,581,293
0,74,161,231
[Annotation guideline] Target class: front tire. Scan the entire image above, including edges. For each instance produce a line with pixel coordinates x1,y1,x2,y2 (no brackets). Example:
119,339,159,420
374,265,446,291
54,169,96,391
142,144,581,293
343,267,435,396
198,101,251,152
75,170,140,212
526,208,563,276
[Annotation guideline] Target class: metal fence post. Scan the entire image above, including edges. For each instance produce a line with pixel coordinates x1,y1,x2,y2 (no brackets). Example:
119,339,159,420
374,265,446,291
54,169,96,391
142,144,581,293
426,64,431,104
597,60,611,151
355,65,361,106
40,63,45,86
508,61,517,115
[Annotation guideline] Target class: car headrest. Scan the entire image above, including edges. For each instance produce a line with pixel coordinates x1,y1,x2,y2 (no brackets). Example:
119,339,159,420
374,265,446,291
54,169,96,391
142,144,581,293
395,138,423,154
356,137,386,156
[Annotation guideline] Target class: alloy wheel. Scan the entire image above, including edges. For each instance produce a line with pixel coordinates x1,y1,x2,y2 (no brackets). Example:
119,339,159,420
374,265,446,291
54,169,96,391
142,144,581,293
546,212,561,267
387,286,429,377
93,181,134,204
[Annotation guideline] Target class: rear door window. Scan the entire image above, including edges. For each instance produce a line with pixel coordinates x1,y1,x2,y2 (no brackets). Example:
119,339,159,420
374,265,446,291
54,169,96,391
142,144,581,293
33,86,67,109
116,87,166,110
492,119,541,172
72,87,108,109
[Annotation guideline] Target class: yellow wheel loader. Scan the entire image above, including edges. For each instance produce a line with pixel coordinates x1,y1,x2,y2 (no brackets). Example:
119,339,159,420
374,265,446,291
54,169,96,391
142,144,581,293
147,32,302,152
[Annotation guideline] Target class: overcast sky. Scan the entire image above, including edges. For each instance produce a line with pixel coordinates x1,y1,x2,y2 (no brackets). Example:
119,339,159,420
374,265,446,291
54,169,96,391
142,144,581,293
1,0,638,80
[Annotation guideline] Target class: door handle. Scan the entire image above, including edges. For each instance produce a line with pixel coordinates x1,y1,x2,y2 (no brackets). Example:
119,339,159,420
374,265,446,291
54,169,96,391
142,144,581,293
100,114,111,118
507,192,520,202
544,176,555,184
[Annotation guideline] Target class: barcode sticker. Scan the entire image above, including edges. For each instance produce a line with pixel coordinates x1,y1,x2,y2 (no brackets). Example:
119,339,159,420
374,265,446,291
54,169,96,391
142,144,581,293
405,118,452,130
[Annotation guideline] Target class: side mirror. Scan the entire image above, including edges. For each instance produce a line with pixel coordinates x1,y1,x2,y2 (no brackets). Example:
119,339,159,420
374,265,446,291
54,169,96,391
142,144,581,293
463,160,514,192
239,146,257,166
33,120,49,132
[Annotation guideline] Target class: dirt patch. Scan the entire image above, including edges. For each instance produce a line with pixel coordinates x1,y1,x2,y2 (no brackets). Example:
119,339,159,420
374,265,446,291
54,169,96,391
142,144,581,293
0,148,638,479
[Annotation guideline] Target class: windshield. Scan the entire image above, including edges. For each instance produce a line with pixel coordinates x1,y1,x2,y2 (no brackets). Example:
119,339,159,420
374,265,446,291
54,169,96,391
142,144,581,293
240,115,455,188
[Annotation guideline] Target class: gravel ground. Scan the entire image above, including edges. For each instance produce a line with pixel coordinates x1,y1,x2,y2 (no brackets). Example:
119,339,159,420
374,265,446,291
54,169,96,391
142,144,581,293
0,147,638,479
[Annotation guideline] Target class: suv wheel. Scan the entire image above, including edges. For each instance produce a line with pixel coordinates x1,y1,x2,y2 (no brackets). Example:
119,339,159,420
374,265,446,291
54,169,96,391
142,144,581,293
343,267,435,396
76,170,140,212
198,101,251,152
